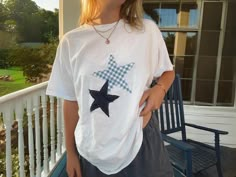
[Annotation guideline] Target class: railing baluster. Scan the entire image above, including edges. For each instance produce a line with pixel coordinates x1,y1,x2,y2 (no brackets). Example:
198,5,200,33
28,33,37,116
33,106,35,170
16,101,25,177
56,98,62,158
49,96,56,165
61,100,65,150
3,106,13,177
41,93,49,175
0,82,66,176
26,97,35,177
34,94,41,177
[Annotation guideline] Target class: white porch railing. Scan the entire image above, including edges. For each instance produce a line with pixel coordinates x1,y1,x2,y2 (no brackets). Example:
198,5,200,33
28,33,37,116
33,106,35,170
0,82,65,177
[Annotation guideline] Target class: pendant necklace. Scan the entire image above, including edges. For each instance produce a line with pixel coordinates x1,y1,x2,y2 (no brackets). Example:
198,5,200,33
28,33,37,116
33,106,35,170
92,20,120,44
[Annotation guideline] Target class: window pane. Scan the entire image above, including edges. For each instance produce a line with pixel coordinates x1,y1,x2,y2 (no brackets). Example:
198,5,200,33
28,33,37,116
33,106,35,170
223,1,236,57
181,79,192,101
175,56,194,78
186,32,197,55
143,3,160,24
195,80,215,103
162,32,175,55
197,57,217,80
202,2,222,31
199,31,220,56
159,3,179,27
169,55,174,65
223,31,236,57
226,1,236,31
219,57,236,81
174,32,197,55
180,2,199,27
217,81,235,105
143,12,154,21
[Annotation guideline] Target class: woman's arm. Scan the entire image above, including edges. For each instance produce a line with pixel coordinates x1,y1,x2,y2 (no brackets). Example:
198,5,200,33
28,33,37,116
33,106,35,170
153,70,175,96
64,100,82,177
64,100,79,154
139,70,175,117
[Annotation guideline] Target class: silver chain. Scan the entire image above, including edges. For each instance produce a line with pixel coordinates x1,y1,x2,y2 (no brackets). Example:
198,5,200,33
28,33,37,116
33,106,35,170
92,20,120,44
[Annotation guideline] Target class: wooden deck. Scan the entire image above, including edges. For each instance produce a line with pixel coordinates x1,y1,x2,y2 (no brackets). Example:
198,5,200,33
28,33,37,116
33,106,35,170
49,153,186,177
50,147,236,177
50,153,67,177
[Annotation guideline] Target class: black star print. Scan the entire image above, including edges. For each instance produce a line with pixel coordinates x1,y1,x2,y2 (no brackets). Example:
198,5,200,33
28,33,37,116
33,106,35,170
89,80,119,117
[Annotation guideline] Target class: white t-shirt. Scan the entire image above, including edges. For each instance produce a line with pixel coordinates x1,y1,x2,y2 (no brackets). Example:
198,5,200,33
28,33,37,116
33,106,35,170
46,18,173,174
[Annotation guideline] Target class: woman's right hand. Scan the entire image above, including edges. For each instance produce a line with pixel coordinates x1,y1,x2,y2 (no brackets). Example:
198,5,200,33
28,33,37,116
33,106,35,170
66,152,82,177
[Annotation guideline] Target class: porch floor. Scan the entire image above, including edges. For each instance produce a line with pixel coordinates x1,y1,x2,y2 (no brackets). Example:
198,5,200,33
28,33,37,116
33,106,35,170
49,146,236,177
50,153,67,177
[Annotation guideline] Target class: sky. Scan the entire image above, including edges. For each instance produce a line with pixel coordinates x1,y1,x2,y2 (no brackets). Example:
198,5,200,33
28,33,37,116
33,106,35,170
32,0,59,11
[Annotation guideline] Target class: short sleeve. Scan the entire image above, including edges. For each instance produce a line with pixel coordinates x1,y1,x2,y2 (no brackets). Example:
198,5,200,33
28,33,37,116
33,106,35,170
151,23,174,79
46,36,77,101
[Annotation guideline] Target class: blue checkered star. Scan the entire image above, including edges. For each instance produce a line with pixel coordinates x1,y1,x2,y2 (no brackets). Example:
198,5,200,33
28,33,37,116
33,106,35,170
93,55,135,93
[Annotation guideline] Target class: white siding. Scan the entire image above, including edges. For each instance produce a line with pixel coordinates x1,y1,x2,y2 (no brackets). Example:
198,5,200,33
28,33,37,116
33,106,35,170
170,105,236,148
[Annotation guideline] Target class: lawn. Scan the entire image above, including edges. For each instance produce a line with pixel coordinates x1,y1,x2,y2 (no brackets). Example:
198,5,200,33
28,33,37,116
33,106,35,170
0,67,34,96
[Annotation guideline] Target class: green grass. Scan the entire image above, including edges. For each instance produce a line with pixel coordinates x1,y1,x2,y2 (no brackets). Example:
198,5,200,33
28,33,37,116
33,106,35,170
0,67,34,96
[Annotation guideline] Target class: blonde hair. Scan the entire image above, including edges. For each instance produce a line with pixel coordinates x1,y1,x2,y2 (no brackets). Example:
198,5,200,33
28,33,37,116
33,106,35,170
79,0,144,29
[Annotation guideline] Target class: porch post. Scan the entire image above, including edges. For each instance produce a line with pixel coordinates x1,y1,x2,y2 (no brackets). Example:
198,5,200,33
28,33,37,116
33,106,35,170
59,0,81,39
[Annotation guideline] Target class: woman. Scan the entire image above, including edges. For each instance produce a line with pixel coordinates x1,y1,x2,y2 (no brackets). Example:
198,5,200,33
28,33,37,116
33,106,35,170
46,0,175,176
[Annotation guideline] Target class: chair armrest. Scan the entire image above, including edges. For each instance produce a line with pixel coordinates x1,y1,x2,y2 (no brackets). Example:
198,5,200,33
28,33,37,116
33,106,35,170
162,134,195,151
185,123,228,135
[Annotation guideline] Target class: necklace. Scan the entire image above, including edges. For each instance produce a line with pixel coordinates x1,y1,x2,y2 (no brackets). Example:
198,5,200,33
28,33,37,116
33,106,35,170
94,25,116,33
92,20,120,44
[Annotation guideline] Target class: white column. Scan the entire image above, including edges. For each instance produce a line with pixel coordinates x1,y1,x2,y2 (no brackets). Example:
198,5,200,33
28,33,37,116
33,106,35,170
59,0,80,38
16,101,25,177
3,106,13,177
26,97,35,177
41,93,49,174
61,99,65,150
33,95,41,177
49,96,56,166
56,98,62,157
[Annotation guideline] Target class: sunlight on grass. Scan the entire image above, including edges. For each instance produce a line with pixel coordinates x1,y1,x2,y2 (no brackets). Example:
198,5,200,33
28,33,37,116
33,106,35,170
0,67,34,96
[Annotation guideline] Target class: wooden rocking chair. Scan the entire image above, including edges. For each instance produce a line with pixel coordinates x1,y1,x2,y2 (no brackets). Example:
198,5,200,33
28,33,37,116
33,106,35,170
152,74,228,177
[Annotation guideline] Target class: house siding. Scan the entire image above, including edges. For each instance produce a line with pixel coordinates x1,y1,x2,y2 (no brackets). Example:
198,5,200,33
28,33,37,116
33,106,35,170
169,105,236,148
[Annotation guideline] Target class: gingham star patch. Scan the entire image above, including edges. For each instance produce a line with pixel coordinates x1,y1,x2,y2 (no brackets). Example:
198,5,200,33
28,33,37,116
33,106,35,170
93,55,135,93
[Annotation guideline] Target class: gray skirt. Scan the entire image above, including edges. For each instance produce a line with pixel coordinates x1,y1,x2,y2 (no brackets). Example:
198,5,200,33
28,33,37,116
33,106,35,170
78,112,174,177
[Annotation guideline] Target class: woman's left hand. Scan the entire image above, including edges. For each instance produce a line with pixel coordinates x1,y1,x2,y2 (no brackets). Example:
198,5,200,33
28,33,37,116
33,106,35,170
139,85,165,117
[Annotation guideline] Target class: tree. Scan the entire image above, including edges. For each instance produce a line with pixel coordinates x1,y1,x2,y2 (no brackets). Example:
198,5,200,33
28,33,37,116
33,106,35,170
40,9,59,42
8,37,58,82
38,36,58,64
8,46,49,82
4,0,42,42
3,0,58,42
0,3,10,30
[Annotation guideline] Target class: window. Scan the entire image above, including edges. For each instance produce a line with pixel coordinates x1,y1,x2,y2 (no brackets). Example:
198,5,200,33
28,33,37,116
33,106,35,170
159,3,179,27
143,0,199,102
217,1,236,106
143,0,236,106
162,32,175,55
180,2,198,27
144,1,199,28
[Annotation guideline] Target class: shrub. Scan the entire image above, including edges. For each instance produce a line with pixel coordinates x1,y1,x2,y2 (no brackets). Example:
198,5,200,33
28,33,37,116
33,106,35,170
0,49,11,68
7,38,58,83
